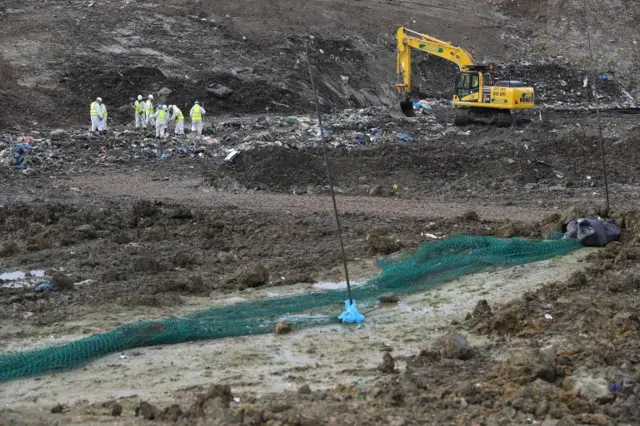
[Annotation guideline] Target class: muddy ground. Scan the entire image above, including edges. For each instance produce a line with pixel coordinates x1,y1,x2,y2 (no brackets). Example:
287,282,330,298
1,106,640,425
2,0,640,424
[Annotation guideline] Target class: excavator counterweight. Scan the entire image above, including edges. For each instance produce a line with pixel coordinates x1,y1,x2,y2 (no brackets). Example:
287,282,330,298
394,27,535,127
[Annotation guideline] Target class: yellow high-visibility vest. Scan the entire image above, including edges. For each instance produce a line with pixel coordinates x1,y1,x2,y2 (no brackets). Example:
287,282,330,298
191,105,202,121
145,100,154,114
103,105,108,117
175,108,184,121
90,102,99,116
135,101,144,114
157,109,166,120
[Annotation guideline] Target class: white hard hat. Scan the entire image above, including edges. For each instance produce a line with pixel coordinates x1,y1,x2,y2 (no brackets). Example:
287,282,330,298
96,97,102,102
137,95,142,100
195,100,200,105
148,95,154,100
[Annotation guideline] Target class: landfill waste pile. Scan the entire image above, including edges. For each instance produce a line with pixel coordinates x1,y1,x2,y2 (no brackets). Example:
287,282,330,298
1,96,637,179
0,234,582,383
3,0,640,423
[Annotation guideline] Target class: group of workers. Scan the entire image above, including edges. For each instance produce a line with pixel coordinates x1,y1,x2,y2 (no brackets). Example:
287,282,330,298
90,95,206,138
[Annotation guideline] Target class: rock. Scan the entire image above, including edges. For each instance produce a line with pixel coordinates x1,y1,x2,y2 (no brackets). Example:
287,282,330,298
369,184,382,196
233,263,269,288
50,129,69,140
0,241,20,257
157,87,172,96
102,268,128,282
491,305,520,334
217,251,235,264
133,257,163,273
567,271,588,288
274,321,292,335
189,384,233,418
461,210,480,221
112,232,133,245
167,207,193,219
387,417,406,426
379,294,400,304
306,184,317,196
22,168,37,177
51,272,74,290
110,403,123,416
564,371,613,403
495,220,517,238
472,299,492,319
76,224,97,239
158,404,183,422
436,334,473,360
132,200,158,218
51,403,64,413
379,352,395,373
504,348,556,383
207,84,233,98
171,251,198,268
234,404,264,425
365,233,402,256
136,401,160,420
298,384,312,395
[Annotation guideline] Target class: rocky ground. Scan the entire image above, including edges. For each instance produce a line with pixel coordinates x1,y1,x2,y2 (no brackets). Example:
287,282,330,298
2,0,640,424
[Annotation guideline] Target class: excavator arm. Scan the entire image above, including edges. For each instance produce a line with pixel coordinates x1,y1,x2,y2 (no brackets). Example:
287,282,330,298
396,27,476,93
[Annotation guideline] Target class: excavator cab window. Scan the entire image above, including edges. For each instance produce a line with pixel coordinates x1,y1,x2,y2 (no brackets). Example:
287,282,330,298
454,72,480,99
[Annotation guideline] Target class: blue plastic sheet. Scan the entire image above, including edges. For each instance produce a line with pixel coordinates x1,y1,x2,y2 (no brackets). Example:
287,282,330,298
396,133,414,142
338,299,365,323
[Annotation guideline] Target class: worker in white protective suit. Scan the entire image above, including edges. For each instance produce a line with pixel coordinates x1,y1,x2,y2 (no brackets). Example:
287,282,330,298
145,95,155,127
168,104,185,137
90,97,104,133
100,102,108,132
150,104,167,138
189,101,205,135
134,95,145,129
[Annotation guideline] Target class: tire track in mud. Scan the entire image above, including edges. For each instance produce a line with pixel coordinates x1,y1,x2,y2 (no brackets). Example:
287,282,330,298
70,172,553,222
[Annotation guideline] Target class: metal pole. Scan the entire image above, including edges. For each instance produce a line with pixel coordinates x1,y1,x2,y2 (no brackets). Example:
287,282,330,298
584,0,610,215
304,42,353,303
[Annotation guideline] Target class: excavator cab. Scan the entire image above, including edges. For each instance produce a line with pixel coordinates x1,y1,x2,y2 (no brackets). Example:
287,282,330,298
453,72,481,101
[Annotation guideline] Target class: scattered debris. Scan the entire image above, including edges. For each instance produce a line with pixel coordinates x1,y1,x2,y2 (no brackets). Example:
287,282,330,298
274,321,292,335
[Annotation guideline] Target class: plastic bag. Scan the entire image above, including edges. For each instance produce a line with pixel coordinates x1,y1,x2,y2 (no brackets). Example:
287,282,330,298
565,217,621,247
338,299,365,323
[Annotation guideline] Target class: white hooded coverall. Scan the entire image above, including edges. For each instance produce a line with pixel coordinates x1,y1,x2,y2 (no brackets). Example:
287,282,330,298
90,101,103,132
151,108,167,138
99,104,108,131
190,104,206,135
145,99,155,126
135,100,146,129
171,106,184,135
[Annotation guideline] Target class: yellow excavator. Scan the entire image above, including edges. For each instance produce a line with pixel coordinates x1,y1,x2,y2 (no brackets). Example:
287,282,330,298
395,27,535,127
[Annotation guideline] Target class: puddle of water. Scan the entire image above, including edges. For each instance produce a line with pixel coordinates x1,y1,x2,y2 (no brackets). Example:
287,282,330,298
0,270,45,281
312,281,368,291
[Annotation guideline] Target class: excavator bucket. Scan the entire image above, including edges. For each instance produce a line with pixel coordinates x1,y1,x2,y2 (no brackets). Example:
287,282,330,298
388,98,415,119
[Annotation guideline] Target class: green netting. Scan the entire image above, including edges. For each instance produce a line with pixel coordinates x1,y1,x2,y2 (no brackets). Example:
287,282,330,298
0,234,581,382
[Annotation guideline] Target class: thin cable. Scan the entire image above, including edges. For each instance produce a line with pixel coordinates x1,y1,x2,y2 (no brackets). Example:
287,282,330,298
584,0,610,215
304,42,353,304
